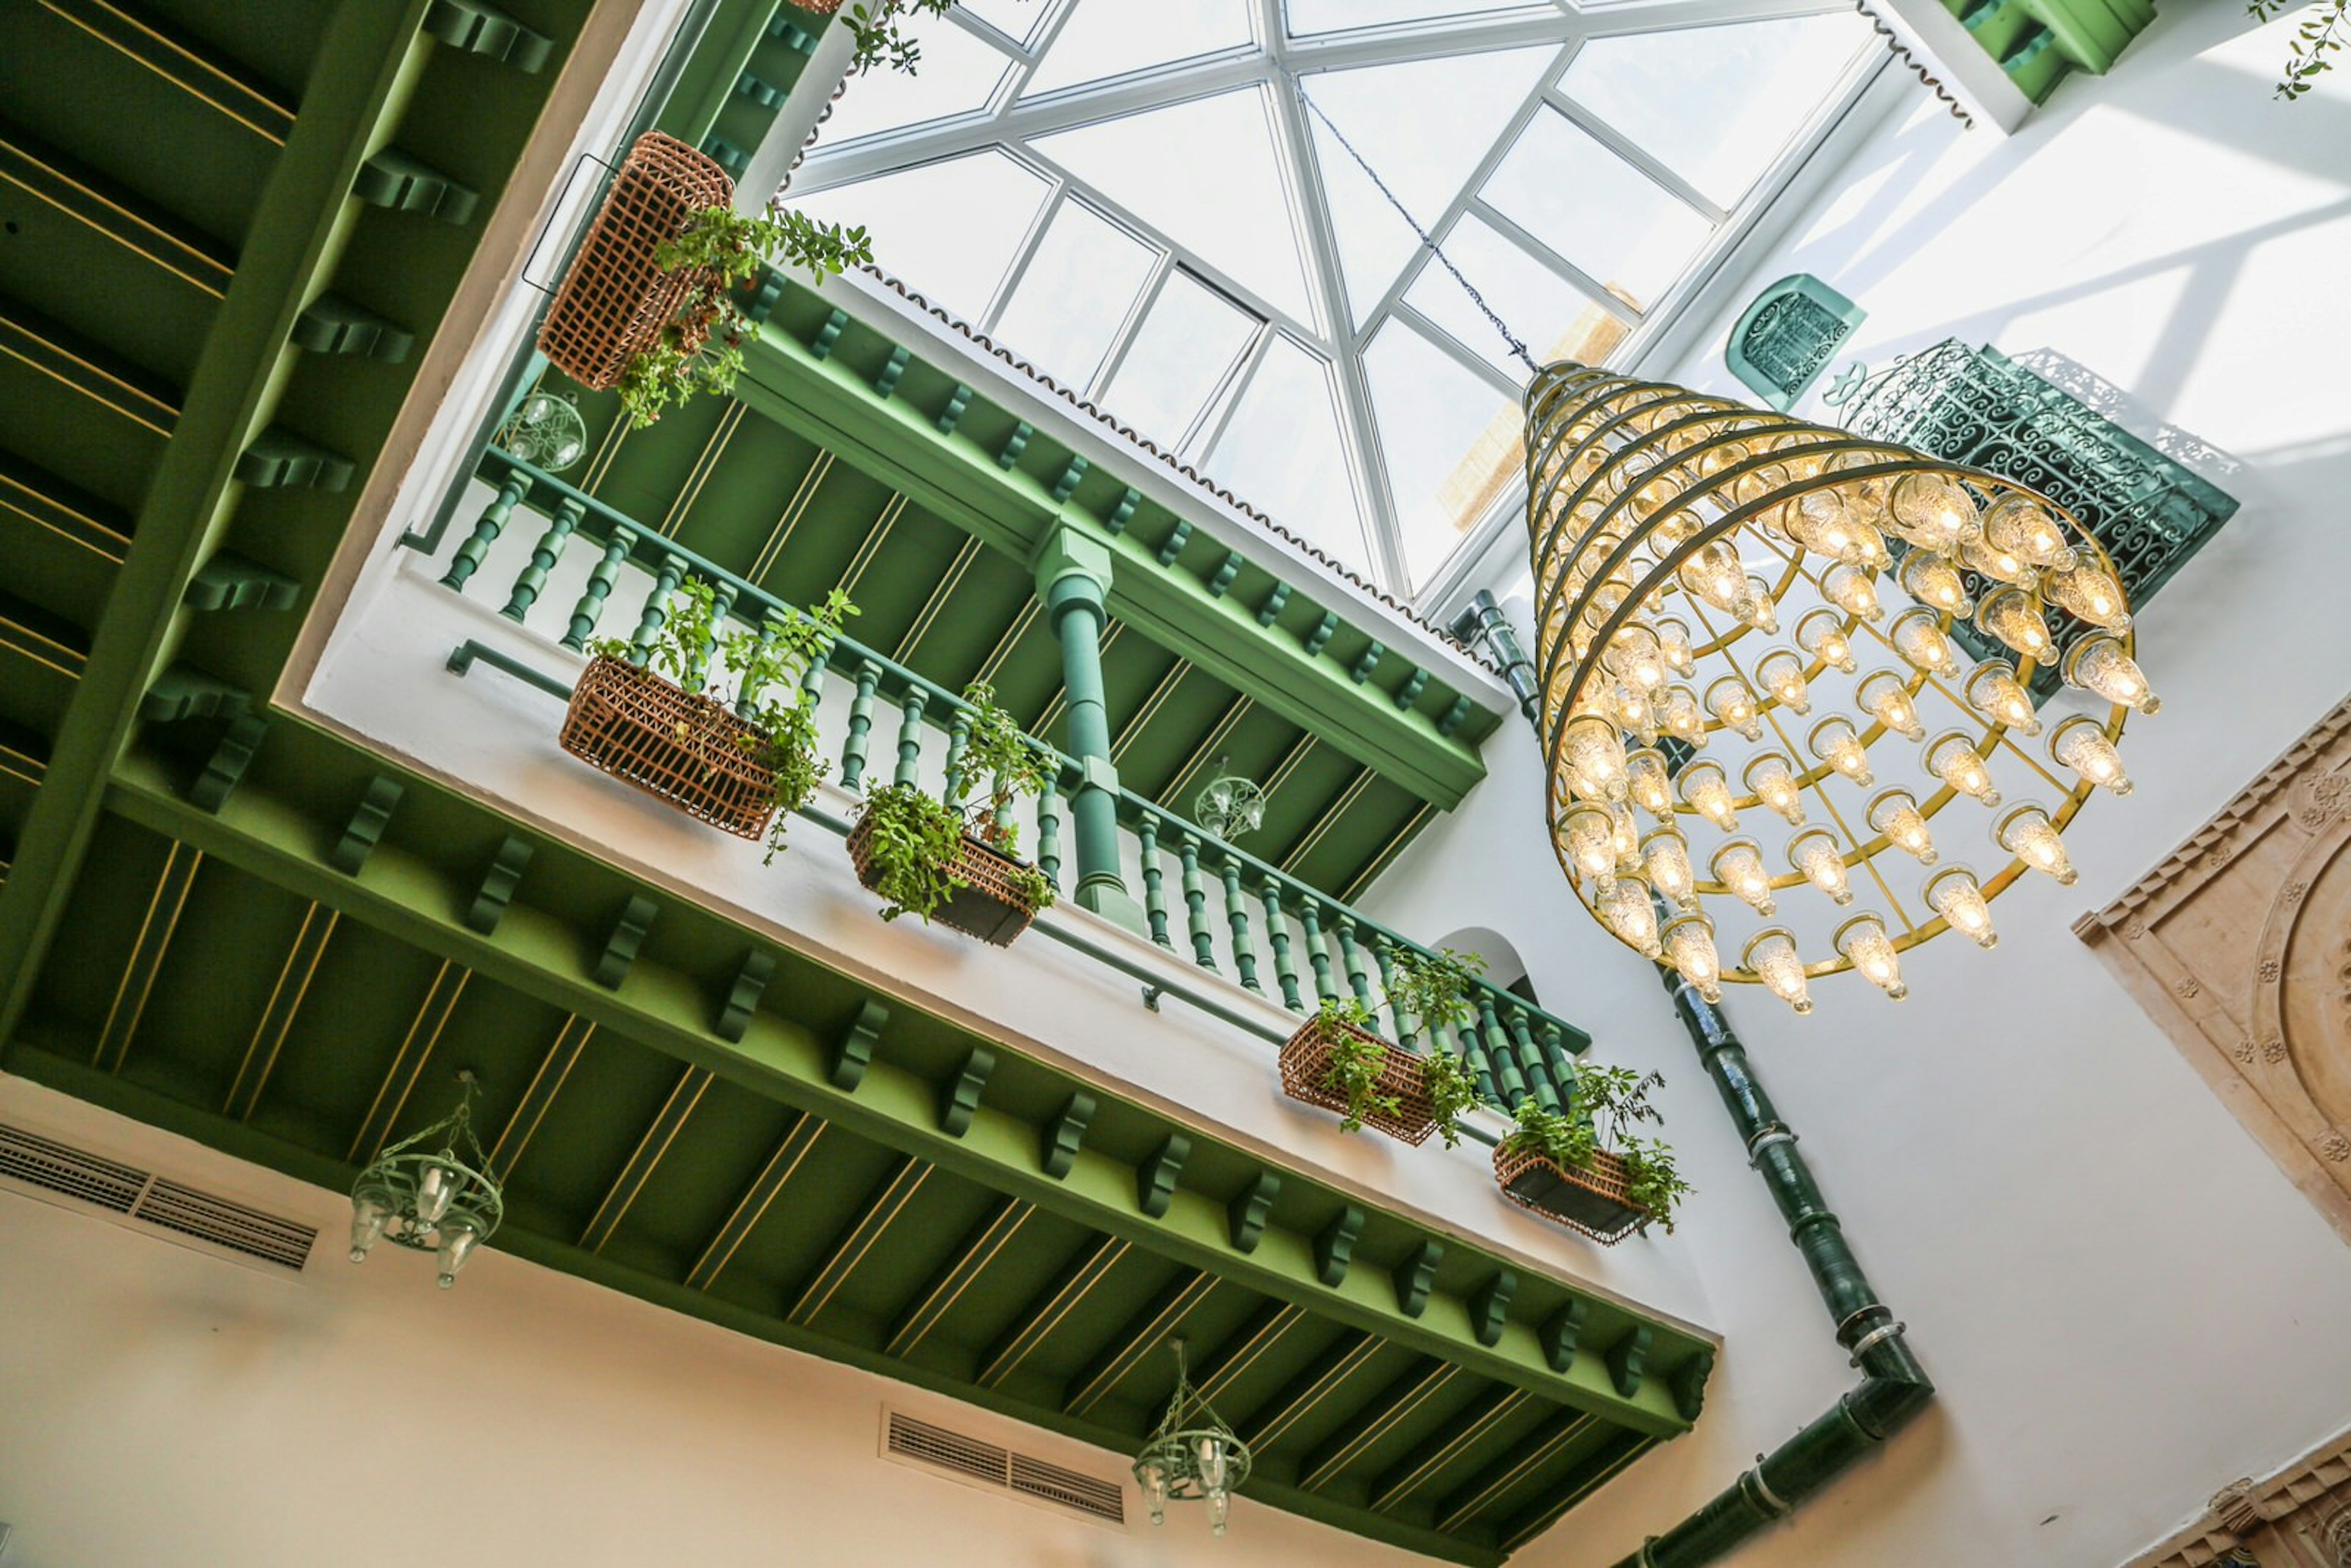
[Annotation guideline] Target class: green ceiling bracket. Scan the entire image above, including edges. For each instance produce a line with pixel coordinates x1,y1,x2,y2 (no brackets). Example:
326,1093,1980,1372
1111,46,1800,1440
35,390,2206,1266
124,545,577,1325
872,346,910,400
703,137,749,178
1105,488,1139,535
328,776,403,874
1154,519,1192,567
1350,642,1385,684
1393,669,1431,710
735,69,787,109
1607,1326,1652,1398
140,665,247,723
463,835,533,933
1228,1171,1279,1253
1303,612,1338,658
1207,551,1243,598
1670,1346,1715,1422
810,309,847,361
594,895,659,988
1395,1239,1444,1318
1541,1299,1588,1373
291,294,416,362
1469,1269,1517,1348
1136,1132,1189,1218
936,383,972,435
185,552,301,613
1041,1090,1093,1178
1050,456,1089,503
937,1045,993,1137
1314,1204,1365,1287
236,428,355,492
1438,696,1474,738
353,148,479,225
422,0,553,70
829,997,888,1090
717,950,776,1043
1256,583,1289,626
188,713,268,814
997,421,1033,470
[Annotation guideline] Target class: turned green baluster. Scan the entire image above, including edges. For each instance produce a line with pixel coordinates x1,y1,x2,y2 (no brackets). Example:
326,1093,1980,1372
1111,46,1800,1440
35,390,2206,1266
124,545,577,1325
798,629,833,715
1259,880,1301,1011
682,580,735,693
627,555,686,667
442,475,523,592
1335,919,1374,1012
502,497,579,622
942,707,973,810
1372,939,1410,1048
1136,816,1171,948
1300,902,1335,1003
563,524,636,651
735,615,784,719
1177,835,1217,970
1036,771,1062,891
1477,995,1527,1105
1539,1021,1575,1092
893,688,928,788
839,660,882,787
1447,1017,1499,1103
991,770,1017,842
1507,1007,1559,1111
1219,855,1260,994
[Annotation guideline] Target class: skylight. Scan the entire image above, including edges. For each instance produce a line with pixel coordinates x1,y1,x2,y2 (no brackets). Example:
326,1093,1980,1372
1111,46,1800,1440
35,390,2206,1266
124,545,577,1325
789,1,1881,595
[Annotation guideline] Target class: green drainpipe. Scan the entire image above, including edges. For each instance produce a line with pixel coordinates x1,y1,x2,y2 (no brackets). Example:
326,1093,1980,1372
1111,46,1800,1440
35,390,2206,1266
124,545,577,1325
1611,964,1933,1568
1453,607,1935,1566
1450,590,1542,726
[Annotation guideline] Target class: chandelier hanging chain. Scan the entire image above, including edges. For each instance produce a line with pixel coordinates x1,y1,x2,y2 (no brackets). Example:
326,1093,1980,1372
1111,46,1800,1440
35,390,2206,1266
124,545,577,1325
1284,70,1540,377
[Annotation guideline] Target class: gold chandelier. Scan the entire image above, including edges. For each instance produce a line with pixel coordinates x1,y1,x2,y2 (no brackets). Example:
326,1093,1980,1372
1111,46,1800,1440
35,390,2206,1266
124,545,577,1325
1527,365,2159,1011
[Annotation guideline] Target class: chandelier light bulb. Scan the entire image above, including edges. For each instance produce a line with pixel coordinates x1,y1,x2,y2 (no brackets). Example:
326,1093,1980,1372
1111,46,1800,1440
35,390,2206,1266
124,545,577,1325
2050,716,2133,795
1679,760,1739,830
1756,650,1812,714
1712,837,1778,915
1605,625,1670,693
1897,550,1973,616
1611,802,1643,871
1742,574,1781,632
1744,927,1815,1014
1743,752,1806,826
1889,607,1960,678
1625,746,1674,819
1661,912,1724,1003
1141,1460,1169,1526
415,1161,456,1225
1198,1435,1229,1491
1834,914,1908,1000
1788,827,1854,904
1866,789,1937,864
1821,561,1883,621
1889,472,1982,552
2063,635,2162,713
1562,804,1619,882
1787,488,1870,564
1974,587,2055,661
1660,685,1708,748
1562,715,1629,803
349,1189,391,1264
435,1220,481,1289
1654,615,1697,677
1826,448,1894,516
1598,875,1665,957
1925,731,2002,806
1642,827,1699,911
1964,661,2041,734
1924,865,1998,948
1608,682,1659,746
1960,537,2038,588
1982,495,2078,571
1795,607,1858,673
1208,1488,1231,1537
1856,669,1927,740
1678,539,1750,613
2042,560,2131,632
1998,803,2078,884
1704,676,1764,741
1807,716,1874,786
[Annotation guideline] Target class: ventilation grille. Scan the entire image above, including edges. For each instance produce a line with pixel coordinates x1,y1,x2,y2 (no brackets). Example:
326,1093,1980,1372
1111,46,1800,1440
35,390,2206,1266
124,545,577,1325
885,1411,1125,1525
0,1122,316,1272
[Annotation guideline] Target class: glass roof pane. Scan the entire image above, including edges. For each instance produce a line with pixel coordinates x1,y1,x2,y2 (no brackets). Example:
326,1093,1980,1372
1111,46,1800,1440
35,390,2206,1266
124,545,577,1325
1481,107,1712,312
793,151,1051,323
821,15,1013,146
1033,88,1313,321
1402,212,1614,380
990,198,1158,393
1300,45,1559,328
1021,0,1254,97
1285,0,1545,37
958,0,1059,48
1207,336,1370,572
1102,271,1260,451
1363,321,1523,589
1563,14,1876,209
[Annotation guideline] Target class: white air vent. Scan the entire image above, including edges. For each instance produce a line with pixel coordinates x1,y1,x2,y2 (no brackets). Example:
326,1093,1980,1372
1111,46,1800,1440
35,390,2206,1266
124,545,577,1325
0,1121,316,1272
883,1411,1125,1526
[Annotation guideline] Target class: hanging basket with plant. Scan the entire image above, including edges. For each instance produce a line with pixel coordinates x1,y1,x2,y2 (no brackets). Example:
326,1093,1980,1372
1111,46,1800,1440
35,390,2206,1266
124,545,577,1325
563,579,855,858
1492,1067,1691,1244
1276,948,1486,1147
847,682,1055,945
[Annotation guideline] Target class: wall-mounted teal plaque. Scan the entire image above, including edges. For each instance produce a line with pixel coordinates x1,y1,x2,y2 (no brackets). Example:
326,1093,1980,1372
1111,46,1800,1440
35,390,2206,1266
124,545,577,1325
1725,275,1865,411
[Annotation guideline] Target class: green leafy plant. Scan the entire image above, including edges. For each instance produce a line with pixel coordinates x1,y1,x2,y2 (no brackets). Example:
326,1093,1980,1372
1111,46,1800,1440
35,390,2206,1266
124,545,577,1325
1310,997,1396,1135
1304,949,1492,1147
854,779,970,922
842,0,959,73
590,579,857,861
851,681,1057,925
2251,0,2347,99
616,203,873,430
953,681,1052,852
1502,1066,1692,1234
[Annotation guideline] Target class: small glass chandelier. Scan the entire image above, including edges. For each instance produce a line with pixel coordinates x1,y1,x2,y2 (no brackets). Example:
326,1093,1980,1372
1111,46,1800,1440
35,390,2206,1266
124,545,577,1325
1527,364,2158,1011
348,1071,504,1288
497,387,587,473
1193,761,1267,843
1134,1338,1251,1536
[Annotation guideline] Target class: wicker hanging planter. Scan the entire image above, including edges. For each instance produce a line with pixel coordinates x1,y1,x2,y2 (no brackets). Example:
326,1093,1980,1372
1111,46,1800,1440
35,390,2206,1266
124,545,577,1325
1492,1142,1649,1244
845,815,1044,947
538,132,734,391
559,655,778,840
1277,1015,1438,1146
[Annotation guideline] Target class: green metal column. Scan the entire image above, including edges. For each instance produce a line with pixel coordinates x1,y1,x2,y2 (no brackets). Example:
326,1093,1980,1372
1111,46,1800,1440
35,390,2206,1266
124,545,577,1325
1035,528,1146,934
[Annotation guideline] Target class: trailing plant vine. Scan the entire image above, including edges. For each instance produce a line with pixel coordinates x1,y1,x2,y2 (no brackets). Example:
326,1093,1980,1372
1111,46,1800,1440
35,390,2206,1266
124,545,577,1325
855,780,970,921
852,681,1056,925
2251,0,2347,99
843,0,959,73
1502,1067,1693,1234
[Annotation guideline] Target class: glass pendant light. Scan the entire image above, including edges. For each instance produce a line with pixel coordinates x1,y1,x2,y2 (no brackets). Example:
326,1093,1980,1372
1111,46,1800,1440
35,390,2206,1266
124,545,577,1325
1924,865,1997,948
435,1220,481,1289
1807,716,1874,786
1795,608,1857,673
2062,635,2162,713
1755,650,1811,714
1561,715,1629,802
1608,682,1659,746
346,1073,503,1291
1786,489,1870,563
414,1162,456,1225
1856,670,1927,740
1679,760,1739,830
1981,495,2077,571
1610,802,1643,872
1134,1340,1251,1539
1743,928,1813,1014
1625,746,1674,819
1834,915,1908,1000
1974,588,2055,661
1960,536,2038,588
1788,828,1854,904
1742,575,1781,632
1896,551,1972,615
1711,838,1777,915
1889,608,1960,678
1659,685,1708,748
1963,662,2041,735
1888,472,1981,552
2050,716,2132,794
1641,828,1698,912
1597,876,1664,957
1866,789,1937,863
1743,752,1805,826
348,1187,392,1263
1661,912,1724,1002
1678,539,1749,613
2042,560,2130,631
1997,804,2078,884
1705,676,1764,741
1654,616,1697,677
1924,731,2001,806
1604,625,1671,694
1821,561,1883,621
1561,804,1619,882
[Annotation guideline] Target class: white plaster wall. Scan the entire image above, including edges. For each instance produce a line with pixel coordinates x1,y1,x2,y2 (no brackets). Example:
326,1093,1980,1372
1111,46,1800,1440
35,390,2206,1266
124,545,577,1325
0,1076,1430,1568
1361,8,2351,1566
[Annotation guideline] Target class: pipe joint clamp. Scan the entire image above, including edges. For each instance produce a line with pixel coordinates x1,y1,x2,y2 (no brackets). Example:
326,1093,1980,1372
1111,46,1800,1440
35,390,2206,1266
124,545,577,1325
1847,1320,1910,1367
1745,1123,1797,1165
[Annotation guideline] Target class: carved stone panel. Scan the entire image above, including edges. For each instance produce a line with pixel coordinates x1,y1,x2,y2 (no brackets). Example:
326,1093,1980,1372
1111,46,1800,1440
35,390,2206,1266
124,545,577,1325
2077,696,2351,1245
